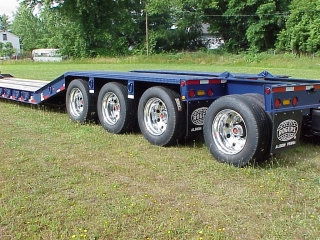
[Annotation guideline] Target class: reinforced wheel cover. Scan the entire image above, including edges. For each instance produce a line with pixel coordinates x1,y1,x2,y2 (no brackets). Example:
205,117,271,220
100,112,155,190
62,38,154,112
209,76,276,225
143,97,168,136
212,109,247,155
101,92,121,126
69,87,84,118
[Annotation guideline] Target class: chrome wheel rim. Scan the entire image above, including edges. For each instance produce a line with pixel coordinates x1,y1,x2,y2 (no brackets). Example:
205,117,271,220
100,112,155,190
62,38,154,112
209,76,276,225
69,88,84,117
144,97,168,136
102,92,120,125
212,109,247,155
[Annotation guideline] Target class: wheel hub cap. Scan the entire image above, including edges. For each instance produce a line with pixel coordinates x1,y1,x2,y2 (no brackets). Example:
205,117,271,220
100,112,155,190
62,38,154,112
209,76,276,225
102,92,120,125
144,97,168,136
212,109,247,155
70,88,84,117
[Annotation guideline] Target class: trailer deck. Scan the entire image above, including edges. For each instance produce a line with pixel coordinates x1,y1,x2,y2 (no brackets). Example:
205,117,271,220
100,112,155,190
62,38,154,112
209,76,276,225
0,71,228,104
0,74,64,104
0,77,48,92
2,70,320,111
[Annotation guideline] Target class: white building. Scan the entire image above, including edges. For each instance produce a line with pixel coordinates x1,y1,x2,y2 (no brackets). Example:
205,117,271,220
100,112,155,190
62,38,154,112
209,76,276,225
0,31,21,55
201,24,224,50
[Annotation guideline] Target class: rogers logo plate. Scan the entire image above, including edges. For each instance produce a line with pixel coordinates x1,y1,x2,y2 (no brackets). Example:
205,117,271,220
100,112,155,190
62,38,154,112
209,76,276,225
191,107,208,126
277,119,299,142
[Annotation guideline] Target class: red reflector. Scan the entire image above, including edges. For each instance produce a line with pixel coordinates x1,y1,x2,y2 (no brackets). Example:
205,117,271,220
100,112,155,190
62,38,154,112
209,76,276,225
265,88,271,95
189,90,196,98
292,97,298,106
207,88,214,97
275,98,281,108
180,81,185,87
186,79,222,85
208,79,222,84
294,86,306,91
273,87,286,93
186,80,200,85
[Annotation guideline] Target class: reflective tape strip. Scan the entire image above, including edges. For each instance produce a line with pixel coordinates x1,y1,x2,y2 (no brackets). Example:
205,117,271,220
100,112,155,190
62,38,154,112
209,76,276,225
273,85,320,93
200,80,209,84
186,79,226,85
57,85,66,93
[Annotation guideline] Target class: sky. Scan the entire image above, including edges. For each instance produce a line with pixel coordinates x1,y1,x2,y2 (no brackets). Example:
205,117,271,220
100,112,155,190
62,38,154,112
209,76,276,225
0,0,20,16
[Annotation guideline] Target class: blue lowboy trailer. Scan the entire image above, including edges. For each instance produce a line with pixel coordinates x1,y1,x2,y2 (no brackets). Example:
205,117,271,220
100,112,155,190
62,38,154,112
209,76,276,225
1,69,320,167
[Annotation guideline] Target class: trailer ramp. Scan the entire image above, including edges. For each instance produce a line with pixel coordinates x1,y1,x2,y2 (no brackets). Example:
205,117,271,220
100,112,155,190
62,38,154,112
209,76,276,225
0,74,65,104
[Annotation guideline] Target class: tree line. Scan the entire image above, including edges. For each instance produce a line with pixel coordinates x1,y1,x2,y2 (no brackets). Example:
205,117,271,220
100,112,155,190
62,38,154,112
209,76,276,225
0,0,319,58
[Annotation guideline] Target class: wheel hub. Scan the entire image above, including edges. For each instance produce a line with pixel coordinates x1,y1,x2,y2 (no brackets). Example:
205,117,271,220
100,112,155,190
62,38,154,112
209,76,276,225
232,125,244,136
144,97,168,136
70,88,84,117
212,109,247,155
102,92,121,126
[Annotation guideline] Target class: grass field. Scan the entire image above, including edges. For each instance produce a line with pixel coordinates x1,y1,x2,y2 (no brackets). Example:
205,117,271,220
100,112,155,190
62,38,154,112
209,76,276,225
0,53,320,239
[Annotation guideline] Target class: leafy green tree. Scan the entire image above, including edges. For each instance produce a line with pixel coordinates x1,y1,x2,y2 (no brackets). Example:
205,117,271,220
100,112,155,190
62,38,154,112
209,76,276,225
36,6,62,49
276,0,320,55
11,3,43,51
0,14,11,31
20,0,204,56
199,0,290,52
0,42,15,58
146,0,204,53
3,42,15,56
17,0,291,55
20,0,146,57
0,42,4,57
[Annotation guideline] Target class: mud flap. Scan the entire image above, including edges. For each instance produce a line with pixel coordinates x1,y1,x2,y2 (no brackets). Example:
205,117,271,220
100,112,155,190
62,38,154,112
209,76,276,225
271,111,303,154
187,101,212,136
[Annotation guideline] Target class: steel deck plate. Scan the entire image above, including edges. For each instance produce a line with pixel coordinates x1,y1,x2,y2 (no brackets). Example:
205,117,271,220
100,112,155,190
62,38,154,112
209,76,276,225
0,78,48,92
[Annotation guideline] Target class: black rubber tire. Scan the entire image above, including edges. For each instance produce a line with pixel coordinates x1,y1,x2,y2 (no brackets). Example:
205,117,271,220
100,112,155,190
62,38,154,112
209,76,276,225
312,109,320,132
203,94,268,167
243,93,264,107
138,86,186,146
97,82,134,134
66,79,96,123
243,93,272,161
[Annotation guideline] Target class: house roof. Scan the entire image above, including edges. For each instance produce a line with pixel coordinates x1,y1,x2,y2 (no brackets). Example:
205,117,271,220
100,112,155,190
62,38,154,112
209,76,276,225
0,30,18,36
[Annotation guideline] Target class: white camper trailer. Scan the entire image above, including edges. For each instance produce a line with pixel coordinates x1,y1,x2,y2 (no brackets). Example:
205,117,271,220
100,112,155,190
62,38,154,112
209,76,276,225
32,49,62,62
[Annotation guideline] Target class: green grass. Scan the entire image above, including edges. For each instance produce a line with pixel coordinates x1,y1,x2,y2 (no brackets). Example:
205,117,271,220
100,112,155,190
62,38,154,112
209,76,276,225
1,52,320,80
1,54,320,239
